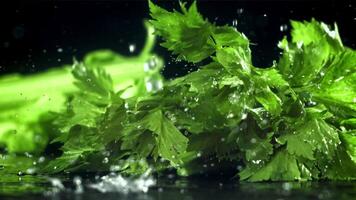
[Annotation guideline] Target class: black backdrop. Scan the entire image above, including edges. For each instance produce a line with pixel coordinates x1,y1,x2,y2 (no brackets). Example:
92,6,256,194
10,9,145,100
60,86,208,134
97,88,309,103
0,0,355,78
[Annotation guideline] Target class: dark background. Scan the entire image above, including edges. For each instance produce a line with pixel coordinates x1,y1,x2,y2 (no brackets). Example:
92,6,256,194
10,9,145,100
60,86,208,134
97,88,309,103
0,0,355,78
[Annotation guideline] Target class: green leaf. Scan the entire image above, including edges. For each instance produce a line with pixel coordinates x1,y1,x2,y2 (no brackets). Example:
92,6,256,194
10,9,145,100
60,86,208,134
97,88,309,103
216,47,251,73
239,149,301,181
72,61,113,104
187,131,239,160
255,67,289,89
149,1,214,63
52,62,115,143
42,125,102,173
142,109,188,166
278,111,340,161
324,146,356,180
340,131,356,163
254,87,282,117
212,26,250,51
290,19,342,48
312,49,356,117
236,119,274,163
277,19,344,87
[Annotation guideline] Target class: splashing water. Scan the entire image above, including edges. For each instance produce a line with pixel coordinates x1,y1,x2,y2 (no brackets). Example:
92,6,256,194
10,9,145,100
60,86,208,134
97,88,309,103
89,172,156,193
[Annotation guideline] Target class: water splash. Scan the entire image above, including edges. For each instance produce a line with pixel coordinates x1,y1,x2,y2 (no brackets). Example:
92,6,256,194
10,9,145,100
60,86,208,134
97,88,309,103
73,176,83,194
48,178,65,194
89,172,156,193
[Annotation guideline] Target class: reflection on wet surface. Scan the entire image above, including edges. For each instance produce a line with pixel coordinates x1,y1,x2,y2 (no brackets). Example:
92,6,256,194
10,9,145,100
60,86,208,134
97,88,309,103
0,173,355,200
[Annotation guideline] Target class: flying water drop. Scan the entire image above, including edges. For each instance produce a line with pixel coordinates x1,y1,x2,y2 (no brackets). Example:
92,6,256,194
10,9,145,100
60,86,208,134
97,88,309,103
129,44,136,53
145,79,163,92
280,24,288,32
232,19,238,26
237,8,244,14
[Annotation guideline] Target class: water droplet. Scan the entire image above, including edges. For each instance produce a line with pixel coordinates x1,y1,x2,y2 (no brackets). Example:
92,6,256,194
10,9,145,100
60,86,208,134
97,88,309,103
129,44,136,53
232,19,238,26
73,176,83,194
227,113,234,119
102,157,109,164
26,168,36,174
144,57,158,72
38,156,45,163
250,138,257,143
167,174,175,179
237,8,244,14
24,152,33,158
280,24,288,32
57,48,63,53
145,79,163,92
149,57,157,69
306,101,317,107
251,160,261,164
197,152,202,157
263,14,267,17
50,178,65,190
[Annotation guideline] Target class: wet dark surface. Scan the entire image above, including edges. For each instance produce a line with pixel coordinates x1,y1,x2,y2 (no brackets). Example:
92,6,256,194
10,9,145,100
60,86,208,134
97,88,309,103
0,1,356,199
0,175,355,200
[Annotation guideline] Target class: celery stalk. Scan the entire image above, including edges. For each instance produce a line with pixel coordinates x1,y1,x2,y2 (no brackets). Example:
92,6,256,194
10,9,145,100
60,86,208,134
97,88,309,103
0,22,163,153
